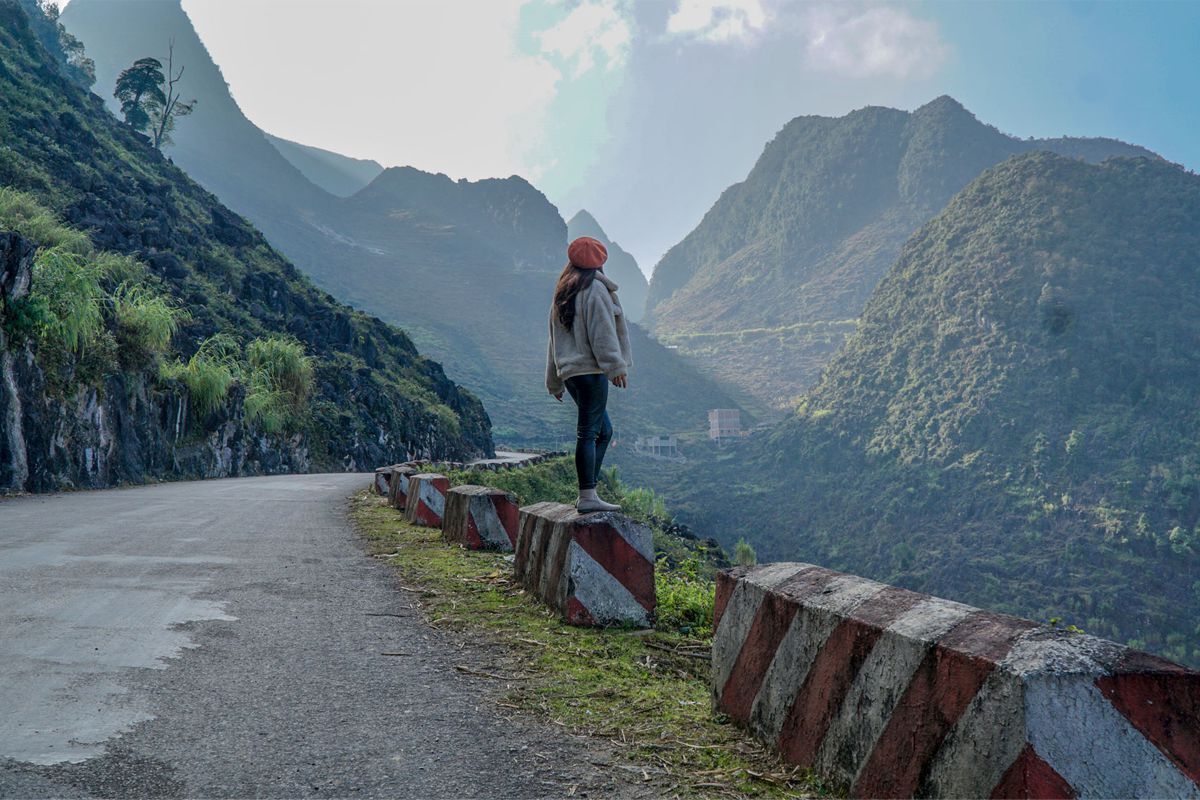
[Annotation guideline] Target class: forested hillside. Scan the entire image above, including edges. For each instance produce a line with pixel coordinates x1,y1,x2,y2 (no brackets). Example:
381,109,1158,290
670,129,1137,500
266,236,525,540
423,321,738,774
667,152,1200,667
63,0,744,442
0,1,490,490
647,96,1159,408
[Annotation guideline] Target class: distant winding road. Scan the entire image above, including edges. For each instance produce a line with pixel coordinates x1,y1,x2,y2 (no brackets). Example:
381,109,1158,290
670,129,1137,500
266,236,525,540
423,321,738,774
0,474,628,799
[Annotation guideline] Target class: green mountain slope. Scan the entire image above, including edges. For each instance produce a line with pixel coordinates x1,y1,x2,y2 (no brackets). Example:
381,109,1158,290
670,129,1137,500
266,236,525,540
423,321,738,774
0,1,490,469
670,152,1200,667
62,0,745,441
59,0,337,249
566,210,648,322
264,133,383,197
646,97,1159,408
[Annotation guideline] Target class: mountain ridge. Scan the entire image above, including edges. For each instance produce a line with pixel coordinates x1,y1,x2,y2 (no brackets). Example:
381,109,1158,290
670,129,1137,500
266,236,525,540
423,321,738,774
645,96,1161,408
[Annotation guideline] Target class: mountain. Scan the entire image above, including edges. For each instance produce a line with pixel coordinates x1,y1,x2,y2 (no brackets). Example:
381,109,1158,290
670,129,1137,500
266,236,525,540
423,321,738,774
264,134,383,197
62,0,746,442
566,210,648,322
316,167,746,441
667,152,1200,667
0,0,490,489
59,0,337,247
645,97,1160,408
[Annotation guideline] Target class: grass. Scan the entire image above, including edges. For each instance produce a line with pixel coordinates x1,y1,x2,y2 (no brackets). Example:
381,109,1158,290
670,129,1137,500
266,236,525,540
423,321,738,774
160,334,240,418
245,335,314,434
349,490,825,799
112,282,183,355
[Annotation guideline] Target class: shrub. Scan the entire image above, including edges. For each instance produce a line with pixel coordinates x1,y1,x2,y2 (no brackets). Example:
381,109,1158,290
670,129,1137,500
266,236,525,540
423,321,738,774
244,336,313,434
246,336,313,406
31,246,106,352
734,537,757,567
622,486,668,520
112,282,183,358
244,386,289,435
161,334,240,418
655,556,717,636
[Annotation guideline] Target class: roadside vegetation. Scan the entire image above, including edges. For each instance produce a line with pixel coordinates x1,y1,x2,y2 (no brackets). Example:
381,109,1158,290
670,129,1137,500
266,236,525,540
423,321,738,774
1,188,313,434
351,458,823,798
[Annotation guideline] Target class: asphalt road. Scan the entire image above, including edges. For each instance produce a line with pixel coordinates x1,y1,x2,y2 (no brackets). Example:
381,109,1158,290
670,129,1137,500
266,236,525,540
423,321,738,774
0,474,629,799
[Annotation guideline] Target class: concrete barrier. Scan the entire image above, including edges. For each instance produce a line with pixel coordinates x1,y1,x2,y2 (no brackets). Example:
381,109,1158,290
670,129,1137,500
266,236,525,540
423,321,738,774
403,473,450,528
712,563,1200,799
387,465,420,511
372,467,391,496
514,502,655,628
442,485,520,551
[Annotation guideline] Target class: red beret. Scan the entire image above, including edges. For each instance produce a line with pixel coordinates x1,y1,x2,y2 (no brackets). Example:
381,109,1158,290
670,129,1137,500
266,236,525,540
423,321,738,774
568,236,607,269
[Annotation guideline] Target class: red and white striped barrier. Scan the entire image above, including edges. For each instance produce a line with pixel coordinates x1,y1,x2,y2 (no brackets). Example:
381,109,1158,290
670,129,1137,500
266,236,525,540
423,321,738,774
402,473,450,528
713,563,1200,799
514,502,655,628
442,485,520,551
387,465,419,511
372,467,391,496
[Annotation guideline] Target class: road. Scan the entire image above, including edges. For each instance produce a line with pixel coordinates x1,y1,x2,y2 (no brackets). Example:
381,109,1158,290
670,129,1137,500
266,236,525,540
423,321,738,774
0,474,628,798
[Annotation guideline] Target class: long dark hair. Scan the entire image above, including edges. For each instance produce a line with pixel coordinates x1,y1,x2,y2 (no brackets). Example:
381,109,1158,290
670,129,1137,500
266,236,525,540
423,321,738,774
553,262,597,330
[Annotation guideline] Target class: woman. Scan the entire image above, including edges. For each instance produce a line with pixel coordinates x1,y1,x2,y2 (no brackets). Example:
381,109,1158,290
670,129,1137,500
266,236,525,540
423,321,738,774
546,236,632,512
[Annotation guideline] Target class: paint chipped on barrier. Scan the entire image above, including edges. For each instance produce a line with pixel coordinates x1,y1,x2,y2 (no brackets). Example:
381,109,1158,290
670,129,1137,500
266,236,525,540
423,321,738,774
514,502,655,628
403,473,450,528
387,465,420,511
712,563,1200,800
442,485,520,551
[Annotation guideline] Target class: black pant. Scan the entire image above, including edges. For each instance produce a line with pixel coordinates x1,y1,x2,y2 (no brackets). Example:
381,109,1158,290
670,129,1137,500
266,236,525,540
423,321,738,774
565,373,613,491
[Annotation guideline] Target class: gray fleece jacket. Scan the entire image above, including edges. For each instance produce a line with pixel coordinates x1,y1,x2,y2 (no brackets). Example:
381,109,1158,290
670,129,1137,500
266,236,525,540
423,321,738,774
546,271,632,395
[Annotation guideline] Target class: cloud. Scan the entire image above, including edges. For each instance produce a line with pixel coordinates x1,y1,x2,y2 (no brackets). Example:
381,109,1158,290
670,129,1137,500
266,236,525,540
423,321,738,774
535,0,633,78
666,0,769,44
801,5,950,79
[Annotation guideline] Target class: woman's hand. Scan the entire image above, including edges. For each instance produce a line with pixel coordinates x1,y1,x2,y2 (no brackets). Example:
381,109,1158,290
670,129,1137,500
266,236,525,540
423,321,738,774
611,374,627,389
553,391,564,402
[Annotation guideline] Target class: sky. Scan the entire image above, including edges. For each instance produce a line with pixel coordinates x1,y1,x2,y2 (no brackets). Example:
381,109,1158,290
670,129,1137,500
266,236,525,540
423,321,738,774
58,0,1200,276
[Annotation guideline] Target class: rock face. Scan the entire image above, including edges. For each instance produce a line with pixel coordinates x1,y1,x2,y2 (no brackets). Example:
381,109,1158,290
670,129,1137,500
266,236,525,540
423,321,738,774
713,563,1200,799
0,234,321,492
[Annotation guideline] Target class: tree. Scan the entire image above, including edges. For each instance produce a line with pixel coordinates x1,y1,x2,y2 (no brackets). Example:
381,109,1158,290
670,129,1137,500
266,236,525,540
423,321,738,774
19,0,95,89
148,40,196,149
113,41,196,148
114,57,166,134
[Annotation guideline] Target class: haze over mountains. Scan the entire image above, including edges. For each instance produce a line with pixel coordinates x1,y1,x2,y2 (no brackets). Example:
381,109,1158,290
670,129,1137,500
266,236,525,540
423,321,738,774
646,96,1159,408
62,0,743,443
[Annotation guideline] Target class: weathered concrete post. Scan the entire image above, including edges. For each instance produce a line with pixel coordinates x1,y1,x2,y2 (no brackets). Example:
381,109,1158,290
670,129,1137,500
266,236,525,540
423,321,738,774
372,466,391,496
442,485,520,551
387,464,420,511
514,502,655,628
711,562,1200,799
403,473,450,528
